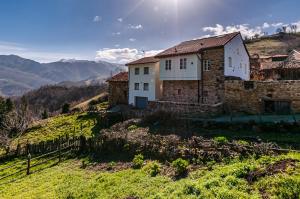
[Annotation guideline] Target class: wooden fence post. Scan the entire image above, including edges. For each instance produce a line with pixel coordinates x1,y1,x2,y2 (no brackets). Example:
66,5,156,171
58,136,61,162
27,153,31,175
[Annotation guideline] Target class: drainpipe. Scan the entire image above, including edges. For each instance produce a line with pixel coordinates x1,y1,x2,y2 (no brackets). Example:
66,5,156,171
197,52,204,104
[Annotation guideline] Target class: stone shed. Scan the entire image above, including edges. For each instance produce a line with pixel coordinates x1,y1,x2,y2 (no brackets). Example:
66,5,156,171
225,80,300,114
107,72,129,106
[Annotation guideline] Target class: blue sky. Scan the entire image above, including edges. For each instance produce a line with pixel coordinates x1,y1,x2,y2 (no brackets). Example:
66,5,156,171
0,0,299,63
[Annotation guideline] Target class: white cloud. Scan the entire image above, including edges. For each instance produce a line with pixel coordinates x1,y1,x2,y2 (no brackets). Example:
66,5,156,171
129,24,143,30
262,22,270,29
93,16,102,22
117,18,123,22
112,32,121,36
271,22,283,27
129,38,136,42
95,48,162,64
203,24,264,38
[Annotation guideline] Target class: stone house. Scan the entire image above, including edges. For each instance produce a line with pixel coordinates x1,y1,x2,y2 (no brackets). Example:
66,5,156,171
107,72,128,106
251,50,300,80
126,57,162,109
155,32,250,105
124,32,250,114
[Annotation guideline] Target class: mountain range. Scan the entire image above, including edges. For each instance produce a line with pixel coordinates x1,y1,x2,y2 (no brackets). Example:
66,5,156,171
0,55,125,96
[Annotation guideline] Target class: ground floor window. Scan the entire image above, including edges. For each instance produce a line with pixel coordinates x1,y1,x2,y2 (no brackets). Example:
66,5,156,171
143,83,149,91
264,100,291,114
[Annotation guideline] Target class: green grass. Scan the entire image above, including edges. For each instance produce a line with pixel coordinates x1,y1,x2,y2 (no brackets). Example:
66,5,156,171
195,129,300,149
0,153,299,199
12,112,99,147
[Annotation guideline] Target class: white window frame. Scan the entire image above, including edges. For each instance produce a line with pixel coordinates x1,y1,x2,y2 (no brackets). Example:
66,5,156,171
144,67,149,75
134,83,139,90
180,58,187,69
165,60,172,70
204,60,211,71
135,68,140,75
228,57,232,67
143,83,149,91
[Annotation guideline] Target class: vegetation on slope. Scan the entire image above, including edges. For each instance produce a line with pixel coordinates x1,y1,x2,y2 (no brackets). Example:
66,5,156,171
0,153,299,199
12,112,99,147
246,33,300,56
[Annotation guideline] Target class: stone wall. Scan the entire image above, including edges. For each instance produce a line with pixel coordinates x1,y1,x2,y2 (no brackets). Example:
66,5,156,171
108,82,128,106
161,48,225,105
225,80,300,114
148,101,223,117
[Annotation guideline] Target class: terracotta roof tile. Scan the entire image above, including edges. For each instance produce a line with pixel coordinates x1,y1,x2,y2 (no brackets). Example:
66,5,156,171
155,32,240,58
107,72,128,82
126,56,159,66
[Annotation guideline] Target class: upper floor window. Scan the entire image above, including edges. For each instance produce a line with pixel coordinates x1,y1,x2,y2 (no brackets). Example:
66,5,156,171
135,68,140,75
180,58,187,69
204,60,211,71
143,83,149,91
228,57,232,67
134,83,139,90
144,67,149,75
237,48,240,55
165,60,172,70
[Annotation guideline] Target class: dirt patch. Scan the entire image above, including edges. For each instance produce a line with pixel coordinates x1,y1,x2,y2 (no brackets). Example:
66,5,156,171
246,159,298,183
87,161,133,172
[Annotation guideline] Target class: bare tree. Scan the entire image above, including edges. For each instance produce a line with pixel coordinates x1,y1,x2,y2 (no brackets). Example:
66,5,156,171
0,97,32,148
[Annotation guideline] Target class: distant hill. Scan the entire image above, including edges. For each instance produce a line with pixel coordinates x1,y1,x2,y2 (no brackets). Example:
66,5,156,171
0,55,125,96
246,33,300,56
17,84,107,118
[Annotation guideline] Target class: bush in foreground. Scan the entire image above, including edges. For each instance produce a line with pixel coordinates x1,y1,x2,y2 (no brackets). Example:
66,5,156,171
143,161,161,177
172,158,189,175
132,154,144,169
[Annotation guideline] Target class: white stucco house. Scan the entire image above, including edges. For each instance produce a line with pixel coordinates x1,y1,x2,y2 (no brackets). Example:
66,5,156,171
126,57,162,108
126,32,250,108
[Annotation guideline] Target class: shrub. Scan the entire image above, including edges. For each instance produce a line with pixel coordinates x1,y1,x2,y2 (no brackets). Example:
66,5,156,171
172,158,189,175
143,161,161,177
107,161,117,170
213,136,228,144
62,103,71,114
128,125,138,131
132,154,144,169
237,140,249,146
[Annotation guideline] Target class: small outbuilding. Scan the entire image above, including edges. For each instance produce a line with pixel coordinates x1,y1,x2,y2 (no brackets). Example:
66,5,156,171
107,72,129,106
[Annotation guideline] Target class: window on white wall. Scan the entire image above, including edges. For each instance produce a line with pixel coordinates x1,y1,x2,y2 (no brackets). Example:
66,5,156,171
237,48,240,55
165,60,172,70
144,67,149,75
204,60,211,71
180,58,187,69
143,83,149,91
135,68,139,75
245,64,247,74
134,83,139,90
228,57,232,67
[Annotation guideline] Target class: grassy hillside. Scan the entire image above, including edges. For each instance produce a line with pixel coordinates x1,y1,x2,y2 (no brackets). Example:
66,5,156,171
246,33,300,56
12,112,99,147
0,152,299,199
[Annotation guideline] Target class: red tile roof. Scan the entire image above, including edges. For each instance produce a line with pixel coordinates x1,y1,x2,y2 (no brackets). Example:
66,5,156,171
155,32,240,58
126,56,159,66
107,72,128,82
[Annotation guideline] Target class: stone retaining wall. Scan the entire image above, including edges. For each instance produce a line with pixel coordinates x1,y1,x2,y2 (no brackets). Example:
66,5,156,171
225,80,300,114
148,101,223,116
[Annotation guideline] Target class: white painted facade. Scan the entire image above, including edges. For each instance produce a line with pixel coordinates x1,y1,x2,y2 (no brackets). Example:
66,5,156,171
159,34,250,81
159,54,201,80
128,62,162,106
224,34,250,80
